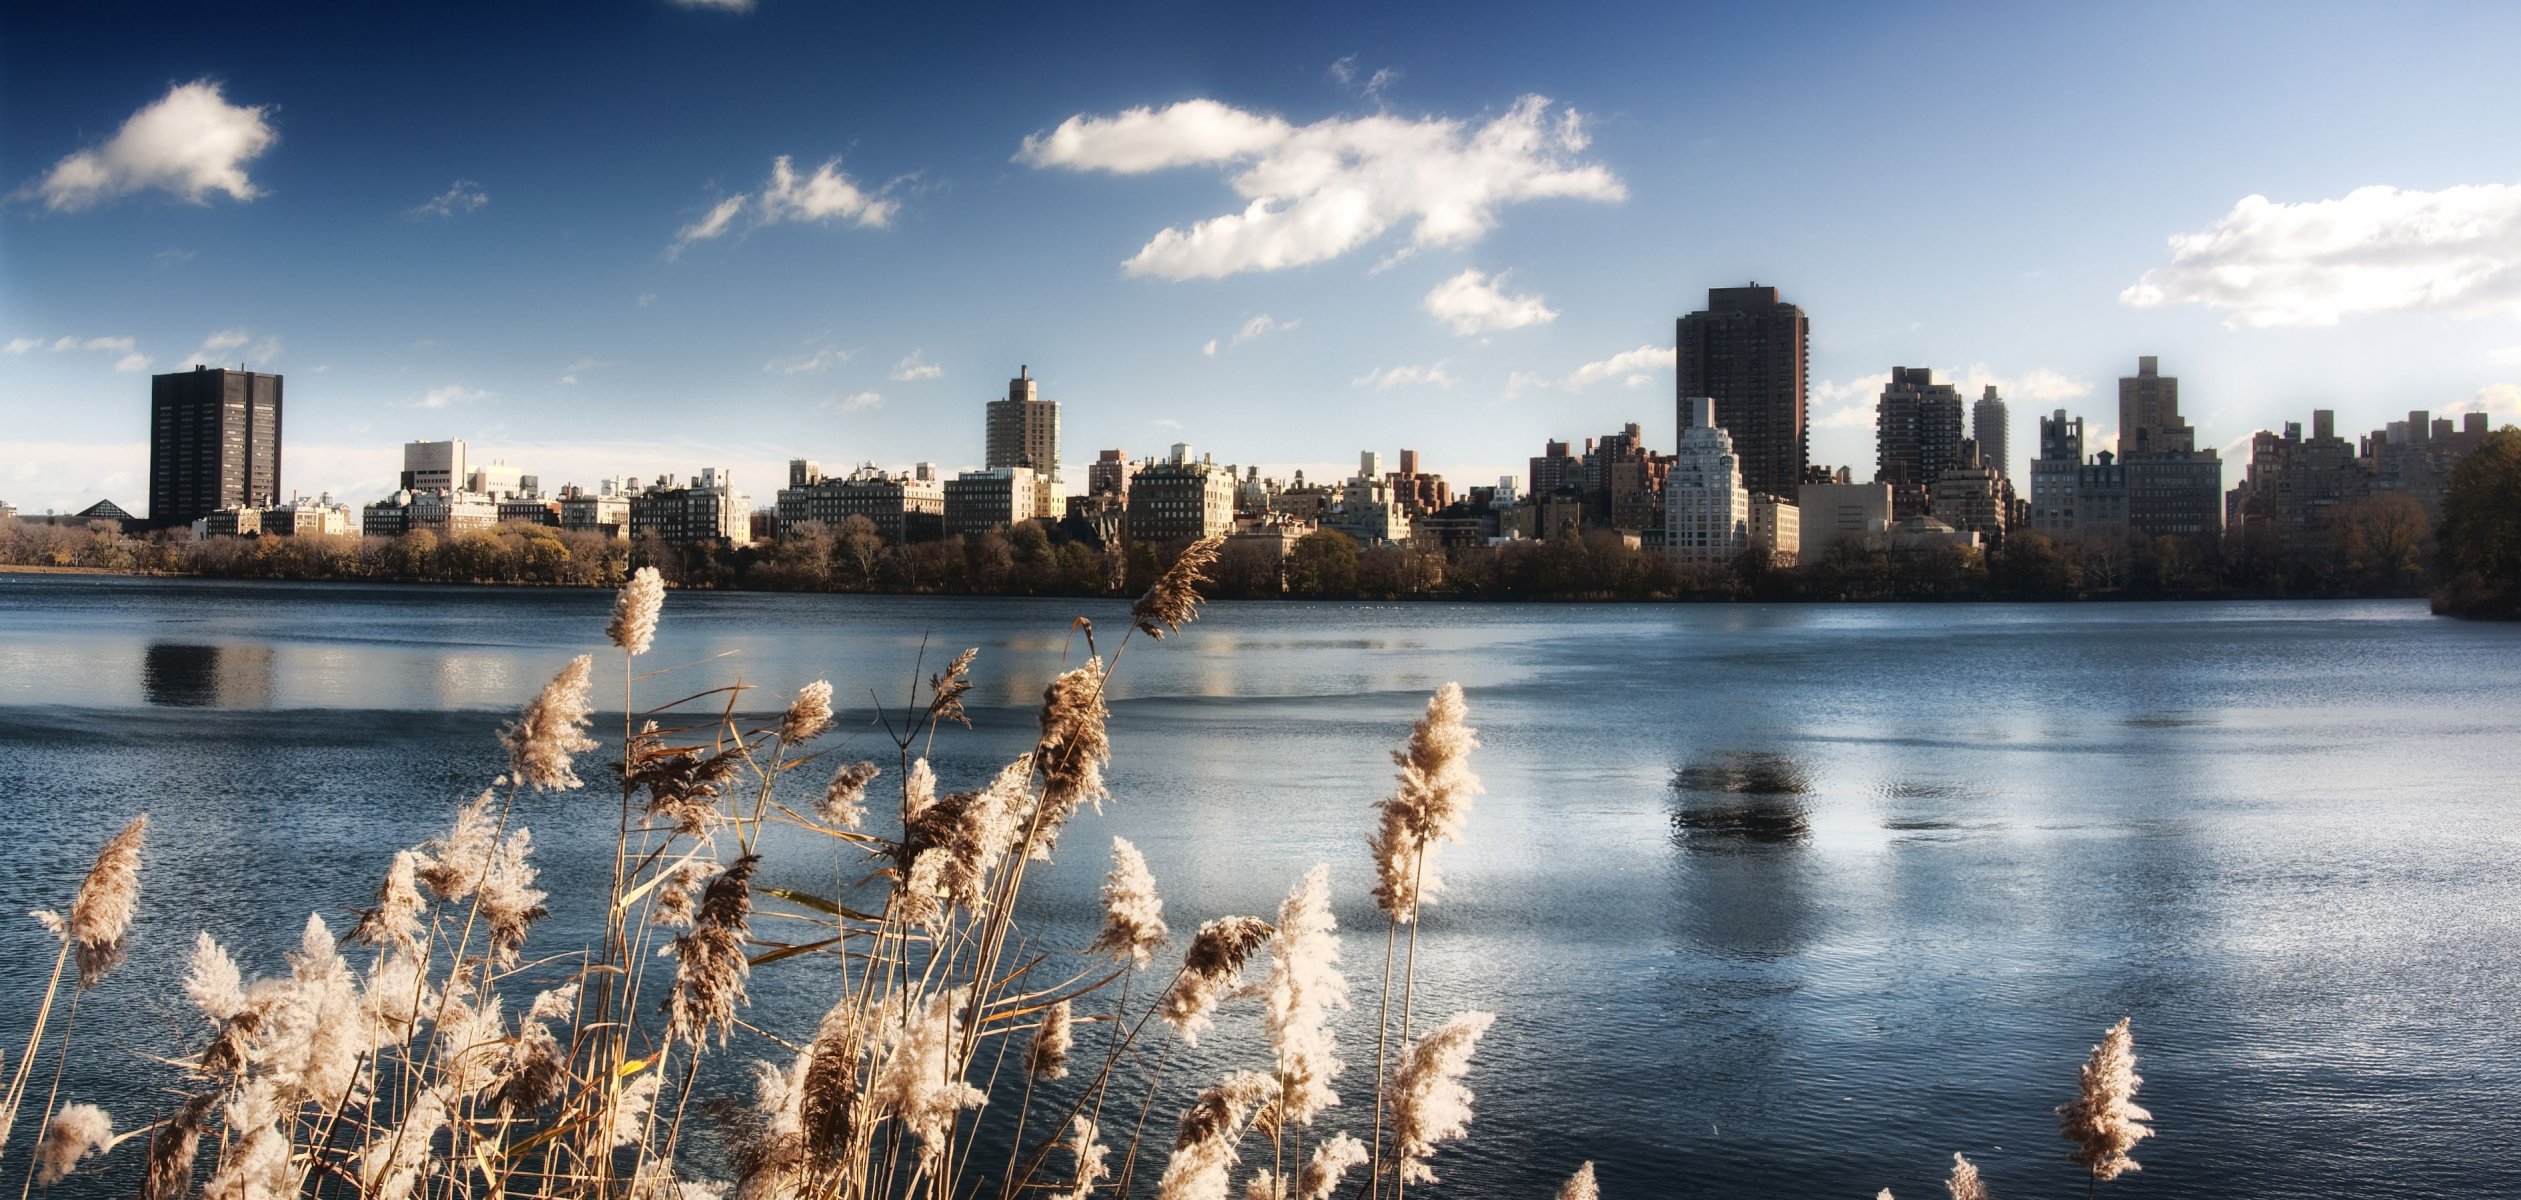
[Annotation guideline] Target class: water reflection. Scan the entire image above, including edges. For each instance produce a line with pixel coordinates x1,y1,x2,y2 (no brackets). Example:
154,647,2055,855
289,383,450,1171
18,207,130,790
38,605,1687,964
142,642,275,708
1671,750,1813,847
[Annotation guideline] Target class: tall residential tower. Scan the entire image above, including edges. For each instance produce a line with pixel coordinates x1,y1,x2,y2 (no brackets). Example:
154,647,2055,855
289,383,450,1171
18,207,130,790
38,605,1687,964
985,365,1061,514
149,365,283,529
1676,284,1807,499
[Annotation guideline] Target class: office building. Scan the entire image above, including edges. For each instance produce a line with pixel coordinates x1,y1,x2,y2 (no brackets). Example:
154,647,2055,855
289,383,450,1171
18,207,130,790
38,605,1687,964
1664,397,1750,562
361,489,498,538
2028,410,2084,535
1676,284,1808,498
775,464,944,544
1087,449,1134,498
944,467,1039,536
150,366,283,529
2113,357,2222,538
1795,478,1893,561
986,365,1061,514
401,440,467,492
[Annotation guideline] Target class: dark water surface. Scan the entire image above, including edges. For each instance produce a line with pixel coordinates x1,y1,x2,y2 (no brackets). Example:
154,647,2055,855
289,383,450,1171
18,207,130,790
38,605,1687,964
3,574,2518,1198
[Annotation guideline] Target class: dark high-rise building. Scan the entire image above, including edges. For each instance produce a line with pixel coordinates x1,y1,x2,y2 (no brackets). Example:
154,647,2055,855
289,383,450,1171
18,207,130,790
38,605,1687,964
149,366,283,529
1874,366,1965,518
1676,284,1807,499
2118,355,2193,455
2114,356,2221,538
1972,386,2011,481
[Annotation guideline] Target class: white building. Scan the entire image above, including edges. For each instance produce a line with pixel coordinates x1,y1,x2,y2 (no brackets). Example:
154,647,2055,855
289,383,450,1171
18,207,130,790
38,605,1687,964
943,467,1039,535
1749,495,1801,567
1664,396,1750,562
401,440,468,492
1795,479,1894,561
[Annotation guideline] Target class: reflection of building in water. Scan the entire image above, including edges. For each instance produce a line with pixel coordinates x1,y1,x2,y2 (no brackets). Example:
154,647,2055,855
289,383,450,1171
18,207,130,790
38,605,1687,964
1670,750,1812,846
142,642,276,708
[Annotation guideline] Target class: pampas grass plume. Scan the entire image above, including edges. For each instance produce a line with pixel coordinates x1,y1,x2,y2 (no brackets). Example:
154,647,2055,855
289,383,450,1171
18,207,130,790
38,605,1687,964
1027,999,1074,1081
70,813,146,987
1157,915,1273,1046
2058,1016,2153,1184
608,566,665,655
780,679,834,745
501,655,598,791
1261,865,1347,1127
820,761,879,829
1556,1161,1599,1200
1132,533,1225,639
1388,1010,1495,1185
1369,684,1480,922
35,1102,112,1186
1088,836,1168,968
1946,1152,1990,1200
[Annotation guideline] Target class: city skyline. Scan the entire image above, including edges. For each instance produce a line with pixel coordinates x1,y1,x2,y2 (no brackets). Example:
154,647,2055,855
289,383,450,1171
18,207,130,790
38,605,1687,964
9,1,2521,515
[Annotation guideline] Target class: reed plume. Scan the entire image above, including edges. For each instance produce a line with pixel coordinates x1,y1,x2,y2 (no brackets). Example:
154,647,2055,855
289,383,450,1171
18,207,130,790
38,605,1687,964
1155,1071,1278,1200
34,1101,111,1186
928,647,978,729
352,1089,448,1200
1556,1161,1599,1200
819,761,880,829
1032,657,1112,853
351,849,428,951
779,679,834,745
610,1071,664,1149
137,1093,214,1200
1157,915,1274,1046
1088,837,1169,968
414,789,499,900
1027,999,1074,1081
1262,865,1347,1127
667,854,757,1046
1387,1010,1494,1185
201,1078,288,1200
799,1001,867,1161
69,813,146,986
1132,533,1226,639
871,988,987,1173
607,565,665,654
652,858,715,928
501,654,599,790
1055,1116,1111,1200
184,930,247,1023
728,1053,809,1200
477,826,549,965
1294,1132,1368,1200
1368,683,1480,921
627,726,744,837
1945,1151,1990,1200
2057,1016,2153,1184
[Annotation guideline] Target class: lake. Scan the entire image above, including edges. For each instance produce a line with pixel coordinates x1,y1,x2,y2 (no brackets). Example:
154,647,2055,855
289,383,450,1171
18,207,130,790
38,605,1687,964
2,573,2517,1198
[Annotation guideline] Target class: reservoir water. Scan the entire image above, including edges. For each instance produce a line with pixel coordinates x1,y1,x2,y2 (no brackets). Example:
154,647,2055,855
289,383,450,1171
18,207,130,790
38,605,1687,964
2,573,2518,1198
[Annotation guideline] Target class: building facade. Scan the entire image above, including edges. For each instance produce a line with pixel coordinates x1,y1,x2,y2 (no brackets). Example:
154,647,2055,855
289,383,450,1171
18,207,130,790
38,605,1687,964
1664,397,1751,562
150,366,283,530
630,468,749,544
2028,410,2085,535
1676,284,1808,499
2113,357,2222,538
1875,366,1966,518
1794,479,1893,561
1126,450,1235,543
943,467,1039,536
775,464,944,544
1972,385,2011,482
1930,440,2007,547
986,366,1061,514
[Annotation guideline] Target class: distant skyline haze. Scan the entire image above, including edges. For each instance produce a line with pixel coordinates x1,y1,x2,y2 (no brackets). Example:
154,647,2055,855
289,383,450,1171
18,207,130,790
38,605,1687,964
5,0,2520,515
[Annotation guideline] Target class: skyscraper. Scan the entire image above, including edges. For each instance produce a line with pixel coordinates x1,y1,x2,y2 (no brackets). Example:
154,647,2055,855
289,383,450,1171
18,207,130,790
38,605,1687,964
2114,356,2222,537
1676,284,1807,499
1664,396,1750,562
1972,386,2010,481
2118,355,2193,454
149,365,283,529
986,365,1061,514
1874,366,1965,519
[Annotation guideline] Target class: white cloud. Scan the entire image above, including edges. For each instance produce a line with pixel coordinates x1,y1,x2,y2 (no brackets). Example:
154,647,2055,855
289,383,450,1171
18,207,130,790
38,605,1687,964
182,327,280,368
1811,372,1894,430
1018,94,1623,279
2490,345,2521,366
2,338,37,354
153,248,195,266
1153,418,1184,430
889,351,942,381
1352,362,1453,390
637,291,659,308
113,353,152,373
672,155,898,256
1564,344,1671,390
409,180,488,219
28,80,276,212
2447,383,2521,422
820,390,883,413
1328,57,1357,86
1955,363,2092,405
418,384,491,409
559,357,609,386
2122,183,2521,327
1202,339,1219,357
11,335,137,356
768,347,852,375
1423,268,1557,335
1207,314,1296,355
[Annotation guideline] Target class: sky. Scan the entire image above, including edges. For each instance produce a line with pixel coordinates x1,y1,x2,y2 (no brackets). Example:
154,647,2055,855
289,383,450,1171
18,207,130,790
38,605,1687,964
7,0,2521,517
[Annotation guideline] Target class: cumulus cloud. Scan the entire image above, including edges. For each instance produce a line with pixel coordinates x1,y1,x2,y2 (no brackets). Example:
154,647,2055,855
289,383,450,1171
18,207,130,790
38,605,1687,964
671,155,899,256
2122,183,2521,327
1423,268,1557,335
5,335,147,370
2447,383,2521,422
114,353,152,373
184,328,279,368
418,384,491,409
2,339,35,354
1018,94,1623,279
409,180,488,219
820,390,883,413
28,81,276,212
1811,372,1893,430
1956,363,2092,405
1206,314,1296,355
889,351,942,381
1353,362,1453,390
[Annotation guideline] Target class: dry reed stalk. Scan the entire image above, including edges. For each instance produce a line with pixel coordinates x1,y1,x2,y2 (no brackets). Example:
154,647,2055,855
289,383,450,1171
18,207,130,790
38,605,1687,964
67,815,147,988
1946,1151,1990,1200
1031,658,1111,856
927,648,979,731
798,1000,867,1164
779,679,835,745
1556,1160,1599,1200
1261,866,1347,1129
31,1102,109,1186
1027,1001,1074,1082
1386,1010,1494,1189
1132,534,1227,639
2057,1017,2153,1185
819,761,881,830
1157,916,1274,1046
608,566,665,655
501,655,599,791
136,1093,214,1200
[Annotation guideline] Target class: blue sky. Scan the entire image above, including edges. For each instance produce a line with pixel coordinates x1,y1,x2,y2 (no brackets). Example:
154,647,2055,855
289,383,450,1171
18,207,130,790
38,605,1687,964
7,0,2521,516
